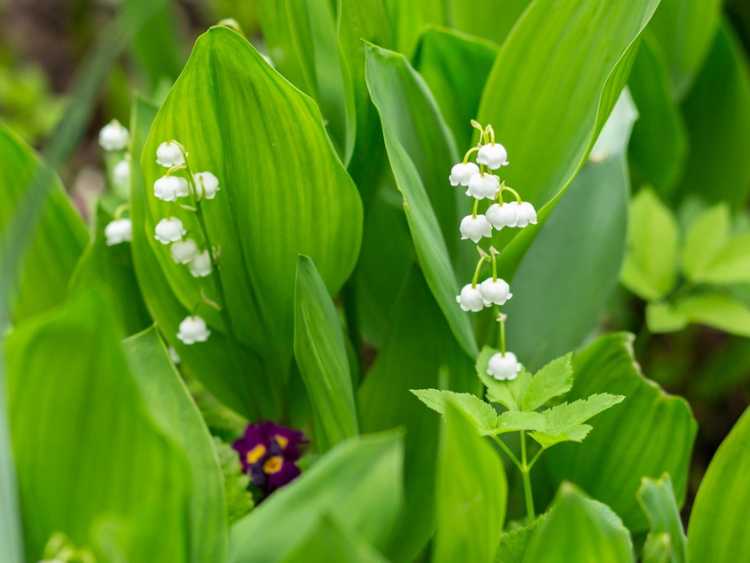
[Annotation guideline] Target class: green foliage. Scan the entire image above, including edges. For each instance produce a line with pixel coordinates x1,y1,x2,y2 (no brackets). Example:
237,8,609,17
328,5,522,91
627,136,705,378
434,400,506,563
638,474,687,563
213,438,253,525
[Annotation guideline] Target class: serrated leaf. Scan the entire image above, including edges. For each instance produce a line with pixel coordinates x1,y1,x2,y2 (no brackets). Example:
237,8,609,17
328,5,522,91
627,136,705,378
213,438,253,525
675,293,750,337
681,203,731,281
695,233,750,285
475,346,530,411
530,394,625,448
646,302,688,334
496,514,547,563
521,353,573,411
411,389,497,436
495,410,547,434
637,474,686,563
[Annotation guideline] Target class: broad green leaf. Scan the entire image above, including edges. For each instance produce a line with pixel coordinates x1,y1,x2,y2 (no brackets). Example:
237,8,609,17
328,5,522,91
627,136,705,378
648,0,722,98
478,0,659,210
681,203,731,281
674,293,750,337
637,474,687,563
5,292,190,561
475,345,531,411
688,407,750,563
228,432,403,562
123,327,227,563
693,233,750,285
68,202,151,335
411,389,498,436
281,514,387,563
139,27,363,415
646,302,688,333
359,269,478,561
539,334,697,531
128,0,185,90
385,0,444,56
365,42,477,357
678,21,750,208
522,484,634,563
621,189,679,301
643,533,672,563
293,255,358,452
414,27,499,149
0,349,22,563
0,125,87,323
434,400,506,563
628,34,687,196
531,394,625,449
448,0,529,46
521,354,574,411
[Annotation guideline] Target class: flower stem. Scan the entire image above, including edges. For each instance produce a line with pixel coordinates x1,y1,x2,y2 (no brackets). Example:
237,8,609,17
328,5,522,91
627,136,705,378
471,255,487,287
463,146,479,163
498,312,506,354
490,435,521,470
501,185,522,202
520,431,535,523
472,197,480,217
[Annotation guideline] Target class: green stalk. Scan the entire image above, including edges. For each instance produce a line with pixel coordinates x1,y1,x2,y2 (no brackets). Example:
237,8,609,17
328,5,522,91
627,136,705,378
520,431,535,523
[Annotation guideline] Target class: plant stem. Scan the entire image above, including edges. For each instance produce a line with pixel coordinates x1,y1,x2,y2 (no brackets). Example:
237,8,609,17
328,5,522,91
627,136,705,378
498,312,506,354
490,435,521,470
471,255,487,287
520,431,535,523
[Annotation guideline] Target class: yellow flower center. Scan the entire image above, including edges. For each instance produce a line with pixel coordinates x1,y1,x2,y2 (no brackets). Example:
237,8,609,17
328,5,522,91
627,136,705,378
274,434,289,449
246,444,266,464
263,455,284,475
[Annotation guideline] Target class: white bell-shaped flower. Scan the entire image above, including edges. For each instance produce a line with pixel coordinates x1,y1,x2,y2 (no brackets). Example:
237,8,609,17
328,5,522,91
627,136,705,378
104,218,132,246
177,315,211,345
467,172,500,200
487,351,522,381
459,214,492,243
456,284,485,312
154,175,189,202
486,202,518,230
515,201,538,227
477,143,508,169
156,141,186,168
479,277,512,306
98,119,129,151
113,158,130,187
168,346,181,365
193,171,220,200
170,239,198,264
155,217,186,244
449,162,479,187
189,250,212,278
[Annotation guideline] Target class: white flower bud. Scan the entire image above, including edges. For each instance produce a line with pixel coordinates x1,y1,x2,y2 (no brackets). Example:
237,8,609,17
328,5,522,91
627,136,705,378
154,217,186,244
154,175,189,202
168,346,181,364
459,214,492,243
104,218,132,246
98,119,129,151
193,171,220,200
467,173,500,200
113,158,130,188
456,284,485,312
515,201,538,227
486,202,518,230
189,250,213,278
477,143,508,169
156,141,185,168
170,239,198,264
504,201,522,227
487,351,522,381
449,162,479,187
479,278,512,306
177,315,210,345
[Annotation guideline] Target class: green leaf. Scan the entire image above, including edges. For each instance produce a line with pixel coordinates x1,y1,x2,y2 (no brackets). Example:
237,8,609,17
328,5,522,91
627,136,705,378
0,124,87,323
688,407,750,563
411,389,497,436
643,533,672,563
122,327,228,562
128,0,185,90
0,348,22,563
495,515,546,563
495,410,547,434
68,202,151,335
139,27,363,415
521,354,574,411
293,255,358,452
637,474,687,563
531,394,625,449
365,42,477,357
448,0,529,47
678,21,750,208
228,432,403,562
522,484,634,563
621,188,679,301
692,233,750,285
414,27,499,150
628,34,687,196
648,0,722,98
386,0,444,56
5,292,190,561
280,514,387,563
434,400,506,563
646,302,688,334
681,203,731,281
478,0,659,210
674,293,750,337
539,334,697,531
213,438,253,524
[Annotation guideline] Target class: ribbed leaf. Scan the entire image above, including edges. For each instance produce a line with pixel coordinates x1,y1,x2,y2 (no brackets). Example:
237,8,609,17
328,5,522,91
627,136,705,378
539,334,696,531
138,27,362,416
448,0,529,47
434,400,506,563
293,255,358,452
688,407,750,563
638,474,686,563
5,292,190,561
123,327,227,563
228,432,402,562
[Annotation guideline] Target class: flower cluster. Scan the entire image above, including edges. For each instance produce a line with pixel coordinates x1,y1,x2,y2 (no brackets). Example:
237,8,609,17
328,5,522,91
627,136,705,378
452,121,535,381
152,139,223,346
100,119,133,246
233,422,307,496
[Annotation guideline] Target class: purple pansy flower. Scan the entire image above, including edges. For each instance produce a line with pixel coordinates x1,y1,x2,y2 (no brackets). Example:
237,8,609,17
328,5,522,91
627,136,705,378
233,421,307,495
